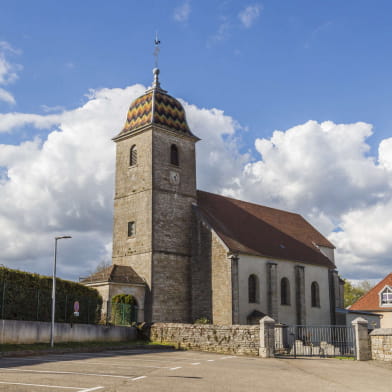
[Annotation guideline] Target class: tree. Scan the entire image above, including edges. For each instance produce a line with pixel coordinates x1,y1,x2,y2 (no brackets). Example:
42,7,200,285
344,280,373,308
93,260,111,274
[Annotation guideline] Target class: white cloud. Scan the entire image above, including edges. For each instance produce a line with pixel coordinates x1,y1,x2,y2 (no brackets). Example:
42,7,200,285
238,4,263,28
207,19,231,47
0,83,245,280
0,88,15,104
0,41,22,105
222,120,392,280
1,82,392,282
173,0,191,23
41,104,66,113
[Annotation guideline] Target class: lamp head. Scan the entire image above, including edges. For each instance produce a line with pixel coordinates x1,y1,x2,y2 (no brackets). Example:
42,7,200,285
55,235,72,240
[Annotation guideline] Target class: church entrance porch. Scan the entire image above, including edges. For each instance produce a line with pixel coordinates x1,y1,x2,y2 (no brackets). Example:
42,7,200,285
274,324,356,358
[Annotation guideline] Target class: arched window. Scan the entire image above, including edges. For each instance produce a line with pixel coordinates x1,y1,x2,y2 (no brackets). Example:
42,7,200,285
170,144,179,166
130,145,137,166
248,274,259,303
281,277,290,305
311,281,320,307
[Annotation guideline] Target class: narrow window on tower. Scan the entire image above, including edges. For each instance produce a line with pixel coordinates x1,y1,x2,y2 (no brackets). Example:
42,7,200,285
130,145,137,166
170,144,179,166
127,221,136,237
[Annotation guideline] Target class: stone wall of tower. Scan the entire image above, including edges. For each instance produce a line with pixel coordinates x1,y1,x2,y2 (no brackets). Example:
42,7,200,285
112,129,153,290
191,212,213,322
150,127,197,322
191,210,233,325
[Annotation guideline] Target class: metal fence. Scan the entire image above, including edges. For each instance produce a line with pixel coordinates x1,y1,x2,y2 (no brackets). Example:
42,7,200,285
0,281,101,324
108,302,138,326
275,325,356,358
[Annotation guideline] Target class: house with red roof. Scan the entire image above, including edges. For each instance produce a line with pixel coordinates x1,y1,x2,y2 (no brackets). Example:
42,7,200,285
350,273,392,328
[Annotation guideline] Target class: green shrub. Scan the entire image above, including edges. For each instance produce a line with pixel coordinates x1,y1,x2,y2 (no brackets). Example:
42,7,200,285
194,317,211,324
0,267,102,324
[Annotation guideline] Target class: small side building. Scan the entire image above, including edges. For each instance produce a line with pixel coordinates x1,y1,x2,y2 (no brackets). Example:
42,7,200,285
81,264,145,323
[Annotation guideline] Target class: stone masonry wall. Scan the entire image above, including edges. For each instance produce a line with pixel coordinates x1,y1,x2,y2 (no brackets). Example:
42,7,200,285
211,232,233,324
191,212,213,322
150,323,260,356
370,329,392,361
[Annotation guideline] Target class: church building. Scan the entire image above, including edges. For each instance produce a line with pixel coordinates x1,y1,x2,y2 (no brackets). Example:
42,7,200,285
83,68,344,326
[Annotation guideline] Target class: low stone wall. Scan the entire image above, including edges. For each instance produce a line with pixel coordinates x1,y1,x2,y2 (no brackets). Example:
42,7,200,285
370,328,392,361
0,319,137,344
150,323,260,356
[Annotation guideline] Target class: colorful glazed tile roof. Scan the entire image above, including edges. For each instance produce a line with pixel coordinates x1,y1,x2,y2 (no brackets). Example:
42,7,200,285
121,69,191,135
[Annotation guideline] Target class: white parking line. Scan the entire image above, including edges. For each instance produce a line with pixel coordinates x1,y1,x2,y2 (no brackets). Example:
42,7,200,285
207,360,215,362
169,367,182,370
191,362,200,365
4,368,139,380
0,381,103,391
2,357,171,370
0,381,79,389
131,376,146,381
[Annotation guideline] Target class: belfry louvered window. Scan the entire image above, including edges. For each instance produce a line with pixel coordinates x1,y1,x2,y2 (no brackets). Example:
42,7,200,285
170,144,179,166
130,145,137,166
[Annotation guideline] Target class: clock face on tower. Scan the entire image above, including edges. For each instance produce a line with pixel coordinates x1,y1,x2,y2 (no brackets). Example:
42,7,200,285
169,171,180,185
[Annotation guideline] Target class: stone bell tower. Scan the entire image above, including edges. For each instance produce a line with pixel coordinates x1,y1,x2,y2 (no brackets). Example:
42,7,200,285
112,68,199,322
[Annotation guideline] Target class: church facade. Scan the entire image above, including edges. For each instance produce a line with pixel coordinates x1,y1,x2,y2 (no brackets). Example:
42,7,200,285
84,68,344,326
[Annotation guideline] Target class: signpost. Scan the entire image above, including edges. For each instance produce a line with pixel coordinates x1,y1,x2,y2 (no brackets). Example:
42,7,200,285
74,300,79,317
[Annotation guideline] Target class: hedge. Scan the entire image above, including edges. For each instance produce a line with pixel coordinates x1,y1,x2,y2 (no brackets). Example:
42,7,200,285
0,267,102,324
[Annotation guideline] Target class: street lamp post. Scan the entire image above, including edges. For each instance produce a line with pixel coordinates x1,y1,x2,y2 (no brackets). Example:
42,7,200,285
51,235,72,348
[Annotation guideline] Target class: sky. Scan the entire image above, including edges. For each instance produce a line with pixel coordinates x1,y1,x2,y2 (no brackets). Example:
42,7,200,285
0,0,392,283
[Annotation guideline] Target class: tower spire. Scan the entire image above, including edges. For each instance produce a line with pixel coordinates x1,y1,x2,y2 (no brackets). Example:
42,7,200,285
152,33,161,89
153,32,161,69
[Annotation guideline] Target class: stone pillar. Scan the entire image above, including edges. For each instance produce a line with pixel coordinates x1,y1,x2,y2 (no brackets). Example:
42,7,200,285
352,317,370,361
295,265,306,325
231,255,240,324
328,269,337,325
259,316,275,358
266,262,278,320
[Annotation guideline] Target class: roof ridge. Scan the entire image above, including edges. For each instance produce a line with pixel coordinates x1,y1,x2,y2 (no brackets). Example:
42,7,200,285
197,189,301,217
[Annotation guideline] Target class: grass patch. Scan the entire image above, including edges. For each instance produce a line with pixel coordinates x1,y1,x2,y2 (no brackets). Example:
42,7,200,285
334,356,355,360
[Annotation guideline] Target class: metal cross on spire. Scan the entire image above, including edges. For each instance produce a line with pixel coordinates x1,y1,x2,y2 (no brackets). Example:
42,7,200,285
153,32,161,68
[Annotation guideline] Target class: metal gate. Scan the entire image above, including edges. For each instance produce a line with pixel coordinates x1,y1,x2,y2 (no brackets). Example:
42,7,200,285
275,325,356,358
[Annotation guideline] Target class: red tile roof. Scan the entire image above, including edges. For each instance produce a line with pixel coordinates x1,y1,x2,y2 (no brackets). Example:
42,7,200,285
350,273,392,311
196,190,335,269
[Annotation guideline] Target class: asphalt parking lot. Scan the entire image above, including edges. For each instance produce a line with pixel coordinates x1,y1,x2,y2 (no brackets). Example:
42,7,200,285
0,348,391,391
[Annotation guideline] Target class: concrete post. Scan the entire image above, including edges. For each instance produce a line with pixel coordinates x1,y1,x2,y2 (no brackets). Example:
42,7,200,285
230,255,240,324
352,317,370,361
259,316,275,358
266,263,278,321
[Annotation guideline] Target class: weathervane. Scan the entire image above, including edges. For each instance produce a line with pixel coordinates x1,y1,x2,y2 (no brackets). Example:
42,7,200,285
154,32,161,68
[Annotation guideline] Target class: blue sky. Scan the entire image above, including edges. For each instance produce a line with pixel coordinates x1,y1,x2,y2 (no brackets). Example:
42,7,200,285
1,0,392,283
